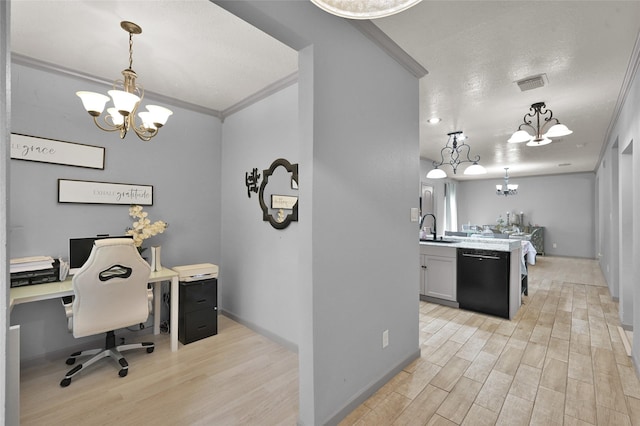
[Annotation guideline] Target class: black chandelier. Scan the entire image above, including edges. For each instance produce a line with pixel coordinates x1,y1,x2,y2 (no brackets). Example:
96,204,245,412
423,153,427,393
508,102,572,146
426,131,486,179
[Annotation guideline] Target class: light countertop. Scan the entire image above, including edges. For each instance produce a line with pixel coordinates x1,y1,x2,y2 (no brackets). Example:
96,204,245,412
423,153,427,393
419,236,521,252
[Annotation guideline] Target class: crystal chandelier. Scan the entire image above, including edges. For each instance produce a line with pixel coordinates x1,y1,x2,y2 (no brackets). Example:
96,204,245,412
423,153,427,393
310,0,422,19
496,168,518,196
76,21,172,142
508,102,572,146
426,131,487,179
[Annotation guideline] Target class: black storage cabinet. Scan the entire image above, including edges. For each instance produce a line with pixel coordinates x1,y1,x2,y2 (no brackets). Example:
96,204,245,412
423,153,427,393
178,277,218,344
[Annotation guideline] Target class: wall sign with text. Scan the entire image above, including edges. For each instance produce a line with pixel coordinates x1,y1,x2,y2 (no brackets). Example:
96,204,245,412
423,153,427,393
11,133,105,169
58,179,153,205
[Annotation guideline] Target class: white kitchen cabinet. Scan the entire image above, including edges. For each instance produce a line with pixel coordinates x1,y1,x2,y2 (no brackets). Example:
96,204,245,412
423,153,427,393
420,245,457,303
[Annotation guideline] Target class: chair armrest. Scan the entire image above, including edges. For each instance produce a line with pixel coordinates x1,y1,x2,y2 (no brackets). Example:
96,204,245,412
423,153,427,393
61,296,74,332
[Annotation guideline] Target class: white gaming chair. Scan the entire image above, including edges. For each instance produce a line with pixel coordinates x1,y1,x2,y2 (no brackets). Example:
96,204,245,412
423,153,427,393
60,238,154,387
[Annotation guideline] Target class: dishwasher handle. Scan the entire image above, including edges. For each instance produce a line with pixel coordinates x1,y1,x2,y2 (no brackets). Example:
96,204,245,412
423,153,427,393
461,253,501,260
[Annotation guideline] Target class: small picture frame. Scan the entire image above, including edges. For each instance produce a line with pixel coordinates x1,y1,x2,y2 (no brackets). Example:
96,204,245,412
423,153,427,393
271,194,298,209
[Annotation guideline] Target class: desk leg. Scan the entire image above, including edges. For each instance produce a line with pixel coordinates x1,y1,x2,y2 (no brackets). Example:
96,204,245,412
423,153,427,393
171,276,179,352
8,325,20,426
153,281,162,335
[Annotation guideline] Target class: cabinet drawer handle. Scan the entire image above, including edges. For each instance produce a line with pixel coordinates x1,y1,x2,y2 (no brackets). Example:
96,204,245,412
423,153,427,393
196,299,207,304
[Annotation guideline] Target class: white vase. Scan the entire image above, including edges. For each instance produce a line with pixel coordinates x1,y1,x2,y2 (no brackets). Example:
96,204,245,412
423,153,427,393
150,246,162,272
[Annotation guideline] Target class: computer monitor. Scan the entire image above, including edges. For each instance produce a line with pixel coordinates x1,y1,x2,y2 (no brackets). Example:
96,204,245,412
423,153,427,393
69,235,132,275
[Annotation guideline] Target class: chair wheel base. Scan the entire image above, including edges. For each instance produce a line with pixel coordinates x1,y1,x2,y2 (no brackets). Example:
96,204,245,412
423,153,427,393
59,333,154,385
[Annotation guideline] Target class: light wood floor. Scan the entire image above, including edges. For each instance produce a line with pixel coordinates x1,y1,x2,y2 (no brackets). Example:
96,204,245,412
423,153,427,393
21,256,639,425
341,256,640,425
20,316,299,425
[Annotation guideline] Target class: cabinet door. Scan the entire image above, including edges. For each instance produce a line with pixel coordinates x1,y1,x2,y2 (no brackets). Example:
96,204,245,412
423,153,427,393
420,254,427,295
424,255,457,301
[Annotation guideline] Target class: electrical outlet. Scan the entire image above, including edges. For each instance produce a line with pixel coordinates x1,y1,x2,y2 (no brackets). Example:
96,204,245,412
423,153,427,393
382,329,389,348
553,243,557,248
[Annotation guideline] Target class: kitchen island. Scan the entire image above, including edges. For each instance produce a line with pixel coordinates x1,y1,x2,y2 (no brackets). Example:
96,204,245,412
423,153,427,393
419,236,523,319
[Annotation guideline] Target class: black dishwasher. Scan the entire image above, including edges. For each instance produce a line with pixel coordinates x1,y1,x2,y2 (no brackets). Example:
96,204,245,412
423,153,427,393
457,248,510,318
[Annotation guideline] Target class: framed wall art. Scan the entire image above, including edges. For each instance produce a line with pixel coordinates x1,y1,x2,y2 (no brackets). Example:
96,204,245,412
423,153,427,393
58,179,153,205
11,133,105,169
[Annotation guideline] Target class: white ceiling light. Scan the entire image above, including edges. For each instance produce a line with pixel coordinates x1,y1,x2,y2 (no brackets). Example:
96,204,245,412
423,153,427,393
496,167,518,196
508,102,572,146
426,131,487,179
310,0,422,19
426,167,447,179
76,21,173,141
526,136,552,147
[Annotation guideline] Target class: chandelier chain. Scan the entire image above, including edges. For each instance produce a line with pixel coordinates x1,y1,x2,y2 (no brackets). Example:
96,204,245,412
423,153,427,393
128,31,134,70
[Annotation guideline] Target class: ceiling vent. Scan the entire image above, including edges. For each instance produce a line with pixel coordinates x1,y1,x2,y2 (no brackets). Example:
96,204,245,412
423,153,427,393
516,74,548,92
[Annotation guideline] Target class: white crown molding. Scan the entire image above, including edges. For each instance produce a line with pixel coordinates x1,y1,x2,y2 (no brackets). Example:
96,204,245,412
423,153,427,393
220,71,298,121
349,20,428,79
11,53,222,118
600,29,640,165
12,53,299,122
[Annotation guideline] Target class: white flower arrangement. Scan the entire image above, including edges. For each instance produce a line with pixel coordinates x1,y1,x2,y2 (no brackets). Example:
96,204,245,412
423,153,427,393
125,205,168,249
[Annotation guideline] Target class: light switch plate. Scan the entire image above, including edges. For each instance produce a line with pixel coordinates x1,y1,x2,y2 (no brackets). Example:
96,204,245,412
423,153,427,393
410,208,419,222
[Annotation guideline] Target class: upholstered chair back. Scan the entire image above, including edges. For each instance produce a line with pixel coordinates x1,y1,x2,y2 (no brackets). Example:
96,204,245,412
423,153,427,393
71,238,151,338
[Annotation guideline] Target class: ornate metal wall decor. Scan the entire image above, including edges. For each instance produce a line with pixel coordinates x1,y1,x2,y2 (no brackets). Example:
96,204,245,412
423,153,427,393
245,167,261,198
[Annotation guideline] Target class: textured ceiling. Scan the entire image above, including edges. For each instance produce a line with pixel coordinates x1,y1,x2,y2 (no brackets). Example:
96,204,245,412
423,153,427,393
10,0,298,113
10,1,640,180
375,1,640,179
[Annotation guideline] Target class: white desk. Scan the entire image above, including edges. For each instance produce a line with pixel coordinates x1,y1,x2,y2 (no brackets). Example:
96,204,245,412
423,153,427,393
10,267,181,352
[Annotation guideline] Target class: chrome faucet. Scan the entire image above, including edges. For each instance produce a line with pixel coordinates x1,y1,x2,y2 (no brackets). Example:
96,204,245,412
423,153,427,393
419,213,437,240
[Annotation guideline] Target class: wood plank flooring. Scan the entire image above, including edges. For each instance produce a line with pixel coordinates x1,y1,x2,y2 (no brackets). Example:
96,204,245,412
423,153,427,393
20,316,299,425
341,256,640,426
20,256,639,425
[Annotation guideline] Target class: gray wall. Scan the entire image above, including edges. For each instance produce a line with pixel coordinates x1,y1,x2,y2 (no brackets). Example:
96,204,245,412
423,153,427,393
456,173,595,258
596,40,640,367
1,1,10,421
11,2,423,424
421,156,596,259
10,63,222,359
220,83,300,348
217,2,421,424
